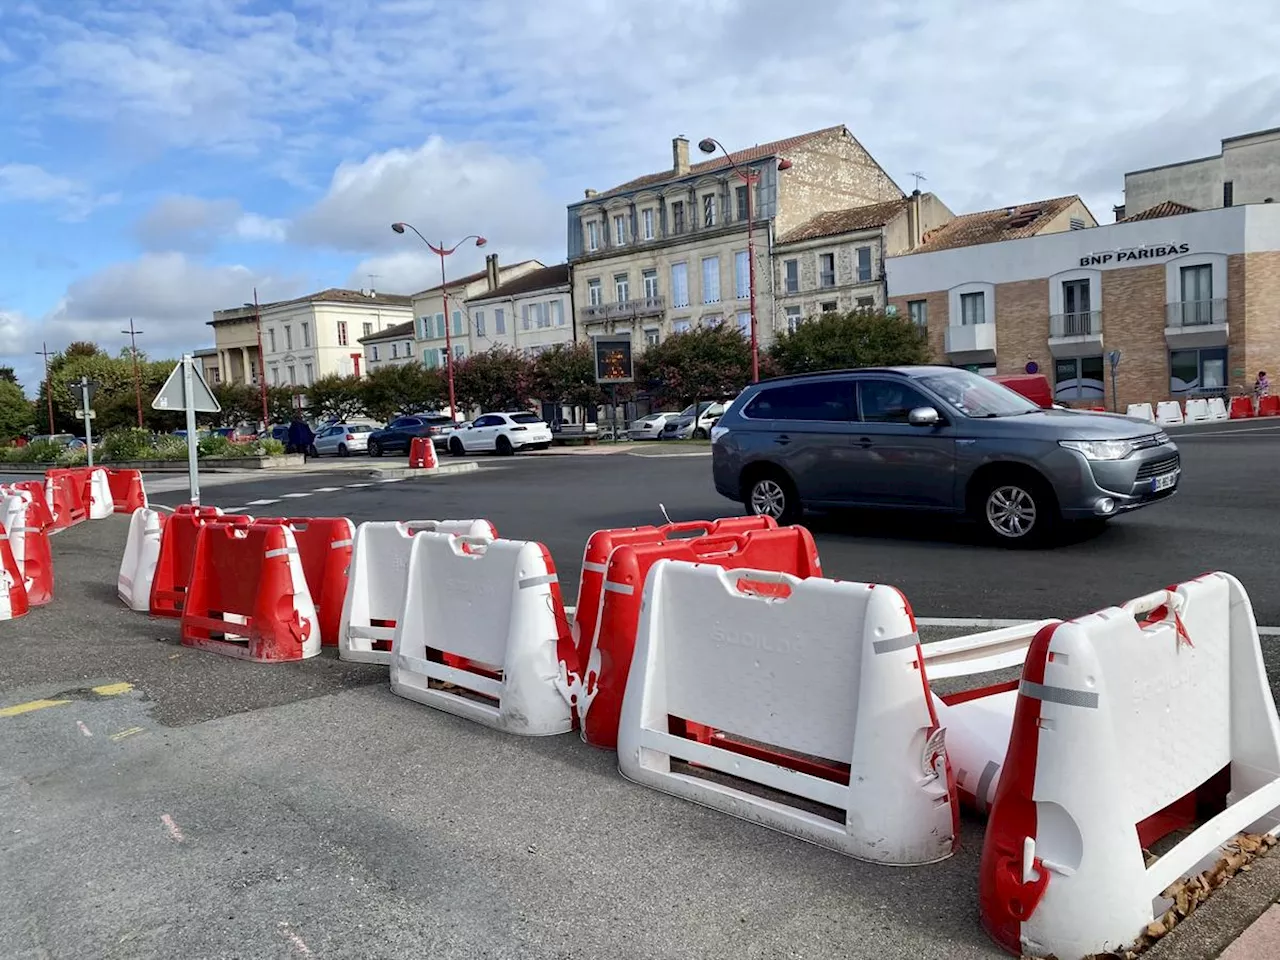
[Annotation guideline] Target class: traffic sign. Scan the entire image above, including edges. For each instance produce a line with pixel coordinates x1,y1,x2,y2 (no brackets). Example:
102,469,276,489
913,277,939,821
74,409,97,420
70,378,99,403
153,358,221,412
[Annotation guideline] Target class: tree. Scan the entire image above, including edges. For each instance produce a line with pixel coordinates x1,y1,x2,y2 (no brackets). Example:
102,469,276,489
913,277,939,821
361,363,446,422
768,310,930,376
267,386,301,425
0,377,34,441
210,382,262,427
306,374,366,421
531,343,607,410
0,366,16,383
452,347,534,413
635,324,756,408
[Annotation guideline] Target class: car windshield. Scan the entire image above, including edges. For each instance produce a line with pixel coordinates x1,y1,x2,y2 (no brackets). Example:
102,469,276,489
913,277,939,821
510,413,542,424
678,402,716,417
916,369,1040,418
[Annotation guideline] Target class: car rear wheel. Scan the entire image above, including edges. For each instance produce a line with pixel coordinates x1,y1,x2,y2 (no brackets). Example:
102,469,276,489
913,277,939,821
693,427,708,440
449,437,465,457
496,435,514,456
369,440,382,457
742,469,801,525
977,474,1057,546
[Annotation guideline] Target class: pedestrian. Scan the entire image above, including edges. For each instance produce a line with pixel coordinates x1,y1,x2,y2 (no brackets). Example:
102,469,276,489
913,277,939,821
1254,370,1270,413
287,415,315,461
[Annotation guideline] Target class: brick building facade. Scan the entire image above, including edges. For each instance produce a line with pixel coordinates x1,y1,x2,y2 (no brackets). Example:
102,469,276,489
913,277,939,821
886,203,1280,411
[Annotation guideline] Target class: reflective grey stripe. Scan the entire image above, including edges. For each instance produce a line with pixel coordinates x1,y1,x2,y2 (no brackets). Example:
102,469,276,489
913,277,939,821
603,581,633,596
330,539,353,548
975,761,1001,814
518,573,558,590
581,561,607,574
872,633,919,655
264,547,298,559
1021,679,1099,709
12,528,37,534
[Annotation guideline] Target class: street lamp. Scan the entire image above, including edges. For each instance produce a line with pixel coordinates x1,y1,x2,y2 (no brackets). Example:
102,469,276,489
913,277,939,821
391,222,487,420
698,137,792,383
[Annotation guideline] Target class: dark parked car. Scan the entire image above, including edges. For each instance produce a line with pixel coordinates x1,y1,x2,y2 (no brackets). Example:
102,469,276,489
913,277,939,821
367,414,455,456
712,366,1180,545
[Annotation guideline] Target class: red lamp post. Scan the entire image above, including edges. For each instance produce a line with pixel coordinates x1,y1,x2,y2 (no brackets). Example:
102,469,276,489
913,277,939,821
698,138,792,383
391,222,487,420
120,318,145,427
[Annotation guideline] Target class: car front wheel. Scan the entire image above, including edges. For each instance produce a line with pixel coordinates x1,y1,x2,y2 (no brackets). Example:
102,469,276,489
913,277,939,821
369,440,382,457
742,470,801,525
338,444,348,457
978,474,1056,546
496,435,514,456
449,437,465,457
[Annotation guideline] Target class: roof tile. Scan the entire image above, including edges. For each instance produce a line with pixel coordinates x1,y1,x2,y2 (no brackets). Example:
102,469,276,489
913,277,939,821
469,264,570,301
913,195,1084,253
357,319,415,343
1119,200,1198,222
778,199,910,244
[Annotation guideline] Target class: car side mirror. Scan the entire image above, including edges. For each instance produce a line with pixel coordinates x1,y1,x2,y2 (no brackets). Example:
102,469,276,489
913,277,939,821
908,406,940,427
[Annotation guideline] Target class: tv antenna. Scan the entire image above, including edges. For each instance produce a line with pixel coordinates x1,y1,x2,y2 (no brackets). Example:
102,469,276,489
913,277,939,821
908,171,927,191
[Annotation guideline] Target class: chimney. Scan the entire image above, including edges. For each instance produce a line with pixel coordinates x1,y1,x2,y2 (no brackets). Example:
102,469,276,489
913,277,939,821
485,253,500,292
673,136,690,175
907,189,923,250
584,188,597,199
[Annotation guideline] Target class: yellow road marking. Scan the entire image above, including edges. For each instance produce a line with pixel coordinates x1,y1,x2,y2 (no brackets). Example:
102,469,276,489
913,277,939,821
92,682,133,697
110,726,145,742
0,698,70,718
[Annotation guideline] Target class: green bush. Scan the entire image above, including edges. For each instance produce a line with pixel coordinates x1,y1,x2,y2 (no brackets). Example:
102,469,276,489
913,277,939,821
1,445,32,463
23,440,63,464
197,434,232,458
57,446,88,467
151,436,189,461
260,438,285,456
99,428,154,463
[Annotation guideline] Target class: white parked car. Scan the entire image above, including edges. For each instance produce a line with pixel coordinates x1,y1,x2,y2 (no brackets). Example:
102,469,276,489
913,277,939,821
313,422,373,457
660,401,728,440
628,412,679,441
448,412,554,456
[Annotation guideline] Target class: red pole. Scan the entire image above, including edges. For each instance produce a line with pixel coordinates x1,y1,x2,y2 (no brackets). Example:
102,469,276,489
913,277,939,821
744,171,759,383
37,342,55,434
440,247,457,419
254,288,269,426
122,318,144,427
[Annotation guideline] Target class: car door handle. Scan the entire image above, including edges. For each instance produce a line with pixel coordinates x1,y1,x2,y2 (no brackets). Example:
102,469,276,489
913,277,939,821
853,437,873,449
774,435,791,446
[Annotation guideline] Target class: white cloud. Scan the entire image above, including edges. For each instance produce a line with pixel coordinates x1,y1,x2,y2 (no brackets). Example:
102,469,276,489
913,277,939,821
135,195,287,251
0,163,119,221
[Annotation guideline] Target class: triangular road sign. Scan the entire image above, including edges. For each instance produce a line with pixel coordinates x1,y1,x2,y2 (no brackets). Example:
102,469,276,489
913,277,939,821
152,356,221,413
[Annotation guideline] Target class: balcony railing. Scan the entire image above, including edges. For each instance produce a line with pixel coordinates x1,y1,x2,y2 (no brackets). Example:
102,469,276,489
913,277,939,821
580,302,610,322
1167,298,1227,327
607,296,666,319
1049,310,1102,337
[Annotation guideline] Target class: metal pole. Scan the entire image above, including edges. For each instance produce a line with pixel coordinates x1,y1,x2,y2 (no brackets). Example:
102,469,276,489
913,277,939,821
254,288,269,428
37,343,55,434
122,318,144,428
440,247,457,420
611,383,618,444
81,378,94,467
744,171,759,383
182,354,200,505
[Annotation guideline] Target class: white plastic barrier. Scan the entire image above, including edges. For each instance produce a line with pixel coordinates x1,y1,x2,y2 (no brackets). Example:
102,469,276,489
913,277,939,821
1184,397,1211,423
85,467,113,520
1156,400,1185,425
617,561,956,864
390,533,572,736
338,519,498,664
1208,396,1229,420
1125,402,1155,422
979,573,1280,959
117,508,167,611
1,494,28,580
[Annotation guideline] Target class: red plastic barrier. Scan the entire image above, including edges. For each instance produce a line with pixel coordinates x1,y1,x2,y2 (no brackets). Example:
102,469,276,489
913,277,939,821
6,482,54,532
0,529,29,621
408,437,437,469
580,525,822,750
564,517,776,687
251,517,354,646
150,506,242,617
14,519,53,606
180,523,317,662
105,469,147,513
1259,395,1280,417
44,470,87,529
1229,396,1254,419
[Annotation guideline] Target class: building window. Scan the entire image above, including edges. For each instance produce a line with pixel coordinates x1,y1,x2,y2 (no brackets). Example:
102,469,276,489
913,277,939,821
270,367,279,386
210,367,221,384
1054,356,1105,402
856,247,872,283
384,344,391,360
1179,264,1214,324
1170,347,1227,396
587,278,602,307
1224,181,1234,207
642,269,658,302
703,193,716,228
735,250,750,300
337,321,349,346
495,308,506,334
554,301,565,325
475,310,486,337
403,341,411,356
287,365,296,384
362,322,372,338
301,321,311,347
960,291,986,325
613,214,627,245
908,299,928,328
521,304,532,331
451,310,463,336
539,303,552,328
821,301,839,313
615,273,630,303
644,328,660,347
784,259,799,294
587,220,600,252
1069,217,1087,231
642,208,655,240
819,253,836,288
671,262,689,308
268,328,276,352
784,306,802,332
453,344,465,361
736,311,751,335
735,184,748,222
284,325,293,350
671,201,685,235
856,296,875,311
304,362,313,385
1058,278,1093,335
704,313,723,327
673,319,691,334
434,313,445,339
701,256,720,303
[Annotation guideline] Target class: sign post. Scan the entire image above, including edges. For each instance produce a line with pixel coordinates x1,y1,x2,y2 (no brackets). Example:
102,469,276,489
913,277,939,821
593,335,634,444
73,377,99,467
153,355,221,505
1108,349,1122,413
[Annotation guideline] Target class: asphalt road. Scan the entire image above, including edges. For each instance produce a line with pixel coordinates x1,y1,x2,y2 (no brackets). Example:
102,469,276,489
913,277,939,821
2,425,1279,960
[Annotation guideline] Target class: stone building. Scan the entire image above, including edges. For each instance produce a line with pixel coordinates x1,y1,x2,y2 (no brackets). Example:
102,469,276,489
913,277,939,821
464,263,573,358
358,320,417,372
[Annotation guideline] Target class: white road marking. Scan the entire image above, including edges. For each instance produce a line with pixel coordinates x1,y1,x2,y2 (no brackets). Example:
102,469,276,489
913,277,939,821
378,477,405,483
76,721,92,737
278,923,313,956
1175,424,1280,437
312,487,342,493
246,499,281,506
161,814,184,843
345,483,374,488
281,493,312,499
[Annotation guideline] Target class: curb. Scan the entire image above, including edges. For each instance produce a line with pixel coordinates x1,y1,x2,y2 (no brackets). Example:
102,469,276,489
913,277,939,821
359,462,479,480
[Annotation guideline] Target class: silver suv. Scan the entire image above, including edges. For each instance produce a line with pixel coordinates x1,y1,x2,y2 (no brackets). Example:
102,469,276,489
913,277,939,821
711,366,1180,545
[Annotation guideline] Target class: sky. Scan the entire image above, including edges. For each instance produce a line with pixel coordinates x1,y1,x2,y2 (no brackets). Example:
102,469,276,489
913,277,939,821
3,0,1280,393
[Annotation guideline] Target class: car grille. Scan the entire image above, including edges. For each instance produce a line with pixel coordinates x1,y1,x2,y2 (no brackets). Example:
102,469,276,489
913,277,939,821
1131,433,1170,451
1135,454,1180,480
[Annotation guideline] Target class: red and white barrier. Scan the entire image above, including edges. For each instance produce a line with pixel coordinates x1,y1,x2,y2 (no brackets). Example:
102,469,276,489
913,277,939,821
980,573,1280,959
1155,401,1184,426
4,482,54,531
1207,397,1229,420
1259,395,1280,417
82,467,113,520
1183,398,1211,423
180,522,319,662
44,470,87,529
338,519,497,664
105,469,147,513
573,525,821,750
617,562,956,864
117,508,168,612
0,525,28,622
1125,403,1154,422
408,437,438,470
253,517,354,646
1229,396,1254,419
150,505,233,616
390,533,573,736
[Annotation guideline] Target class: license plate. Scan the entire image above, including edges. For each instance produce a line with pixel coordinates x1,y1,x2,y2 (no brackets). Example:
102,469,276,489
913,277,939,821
1150,471,1178,492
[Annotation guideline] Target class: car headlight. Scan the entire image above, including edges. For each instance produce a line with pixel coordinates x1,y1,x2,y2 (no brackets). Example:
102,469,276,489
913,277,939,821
1059,438,1136,461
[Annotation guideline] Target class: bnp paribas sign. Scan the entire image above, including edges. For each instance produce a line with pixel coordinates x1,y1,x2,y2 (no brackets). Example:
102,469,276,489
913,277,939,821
1079,243,1190,267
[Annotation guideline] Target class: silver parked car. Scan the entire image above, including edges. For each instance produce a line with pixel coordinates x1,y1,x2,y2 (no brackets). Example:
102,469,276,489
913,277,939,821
313,422,373,456
711,366,1180,545
628,412,679,440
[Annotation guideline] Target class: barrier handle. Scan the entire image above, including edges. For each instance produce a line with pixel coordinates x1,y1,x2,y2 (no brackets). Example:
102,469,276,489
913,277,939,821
449,534,491,556
1122,589,1182,621
686,534,746,557
661,520,716,538
719,567,800,599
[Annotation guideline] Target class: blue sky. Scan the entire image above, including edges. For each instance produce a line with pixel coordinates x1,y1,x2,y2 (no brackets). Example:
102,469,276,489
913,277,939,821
3,0,1280,391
